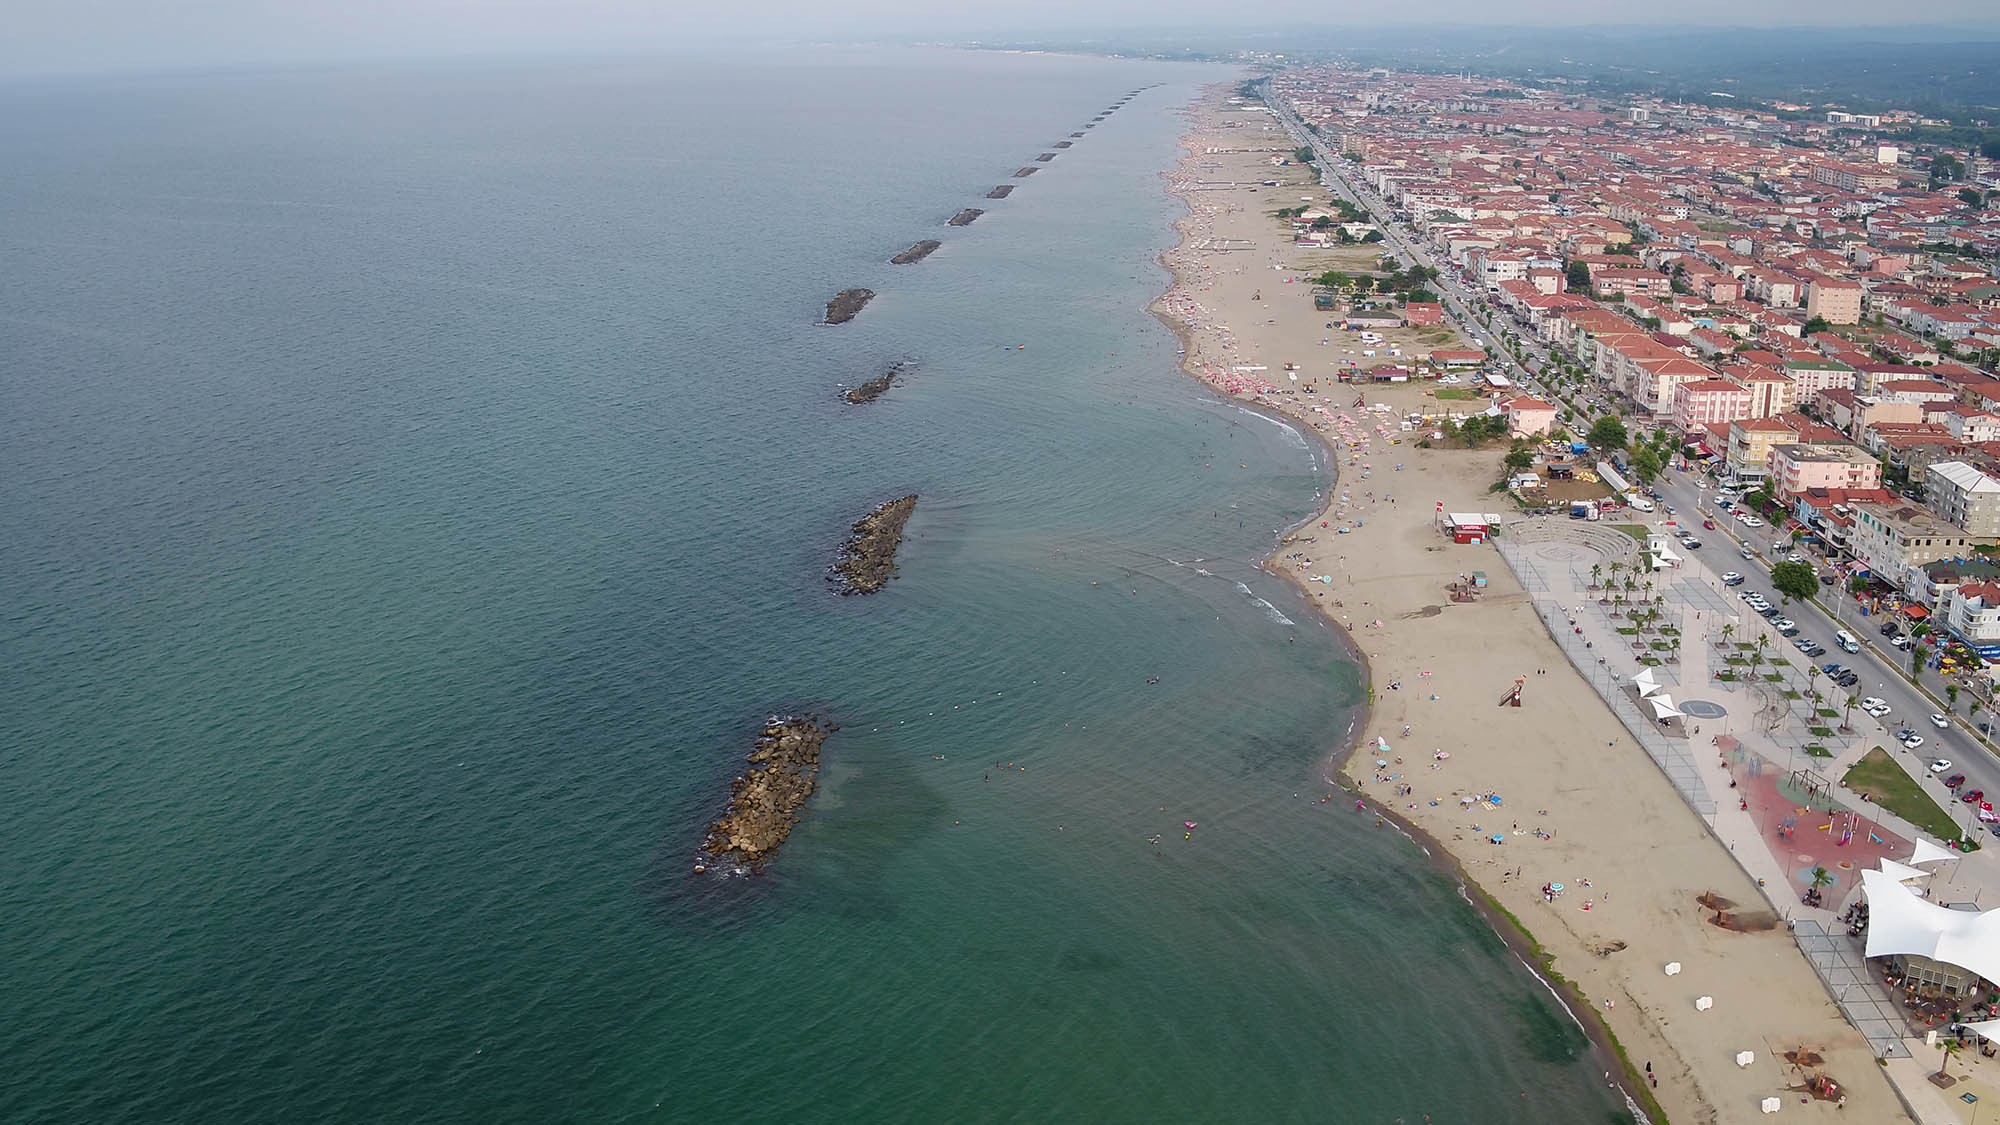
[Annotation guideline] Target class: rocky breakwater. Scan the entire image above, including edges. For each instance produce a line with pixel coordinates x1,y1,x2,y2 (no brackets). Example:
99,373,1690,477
831,494,917,595
890,240,940,265
824,288,875,325
986,185,1014,199
698,717,831,872
842,361,907,404
1013,167,1039,178
947,208,983,227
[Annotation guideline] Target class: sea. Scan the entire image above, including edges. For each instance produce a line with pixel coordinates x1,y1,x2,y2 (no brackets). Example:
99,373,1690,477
0,48,1631,1122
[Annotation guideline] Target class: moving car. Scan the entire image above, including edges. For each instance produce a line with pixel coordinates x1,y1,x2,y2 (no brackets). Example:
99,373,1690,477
1721,571,1744,585
1703,519,1717,530
1740,547,1754,560
1932,713,1951,729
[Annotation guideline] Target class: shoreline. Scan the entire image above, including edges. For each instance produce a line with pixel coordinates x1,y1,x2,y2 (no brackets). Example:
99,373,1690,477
1142,96,1656,1119
1145,82,1904,1122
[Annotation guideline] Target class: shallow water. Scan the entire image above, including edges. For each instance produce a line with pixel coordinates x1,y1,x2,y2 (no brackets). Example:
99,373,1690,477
0,48,1627,1122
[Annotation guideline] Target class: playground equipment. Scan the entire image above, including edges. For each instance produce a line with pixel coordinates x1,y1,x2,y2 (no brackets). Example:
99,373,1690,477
1498,677,1524,708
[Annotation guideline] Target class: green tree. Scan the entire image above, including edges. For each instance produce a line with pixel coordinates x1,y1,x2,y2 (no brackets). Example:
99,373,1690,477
1311,215,1335,230
1771,560,1817,602
1505,445,1535,471
1850,575,1871,596
1588,415,1628,450
1565,261,1591,292
1931,153,1966,186
1802,315,1831,337
1631,445,1661,484
1361,230,1383,243
1293,146,1315,164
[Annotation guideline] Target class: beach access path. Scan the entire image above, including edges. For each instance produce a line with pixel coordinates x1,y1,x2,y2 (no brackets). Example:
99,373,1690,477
1157,85,1910,1123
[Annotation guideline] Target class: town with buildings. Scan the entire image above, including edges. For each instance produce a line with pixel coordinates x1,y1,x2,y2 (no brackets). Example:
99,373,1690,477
1270,65,2000,645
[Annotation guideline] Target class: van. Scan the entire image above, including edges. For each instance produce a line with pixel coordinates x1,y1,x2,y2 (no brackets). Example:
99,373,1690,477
1835,630,1860,653
1627,494,1655,512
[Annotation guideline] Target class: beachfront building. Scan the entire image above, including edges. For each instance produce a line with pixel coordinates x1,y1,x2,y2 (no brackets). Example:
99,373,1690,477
1849,503,1990,594
1769,444,1881,505
1925,461,2000,537
1941,581,2000,645
1725,417,1797,481
1502,396,1558,438
1671,379,1752,434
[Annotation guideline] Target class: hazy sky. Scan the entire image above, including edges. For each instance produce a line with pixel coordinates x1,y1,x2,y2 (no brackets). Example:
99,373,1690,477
6,0,2000,77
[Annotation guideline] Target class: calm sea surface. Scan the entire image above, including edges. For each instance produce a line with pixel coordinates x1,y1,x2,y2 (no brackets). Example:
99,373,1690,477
0,49,1628,1122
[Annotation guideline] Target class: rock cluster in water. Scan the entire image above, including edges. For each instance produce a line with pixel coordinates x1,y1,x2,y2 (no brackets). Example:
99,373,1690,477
1013,167,1039,178
891,240,940,265
986,185,1014,199
699,717,830,871
1035,152,1056,162
842,361,907,405
831,494,917,594
825,288,875,324
948,208,984,227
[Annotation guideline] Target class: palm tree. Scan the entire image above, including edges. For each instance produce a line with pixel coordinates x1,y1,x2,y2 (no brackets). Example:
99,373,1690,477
1590,562,1602,589
1642,579,1654,604
1843,692,1859,732
1810,866,1833,891
1939,1037,1964,1083
1721,622,1736,649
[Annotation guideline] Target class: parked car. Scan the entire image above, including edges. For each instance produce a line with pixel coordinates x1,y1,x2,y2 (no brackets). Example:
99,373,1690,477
1796,640,1825,656
1835,671,1860,687
1902,733,1927,750
1880,621,1900,636
1779,624,1801,637
1680,538,1702,550
1964,789,1986,805
1739,515,1765,528
1931,758,1954,773
1891,635,1912,650
1860,696,1890,717
1773,618,1796,632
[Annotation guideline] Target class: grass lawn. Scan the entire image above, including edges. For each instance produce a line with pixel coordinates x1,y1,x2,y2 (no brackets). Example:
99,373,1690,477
1843,747,1969,845
1805,745,1833,758
1435,388,1479,400
1614,524,1649,541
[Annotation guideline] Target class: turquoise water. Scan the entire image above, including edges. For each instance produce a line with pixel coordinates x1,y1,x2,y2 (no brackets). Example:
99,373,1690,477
0,50,1627,1121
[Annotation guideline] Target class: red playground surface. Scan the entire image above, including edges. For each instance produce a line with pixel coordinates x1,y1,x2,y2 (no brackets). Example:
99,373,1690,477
1722,747,1908,905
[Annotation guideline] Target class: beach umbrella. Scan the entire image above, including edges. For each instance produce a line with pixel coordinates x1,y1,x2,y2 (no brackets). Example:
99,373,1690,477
1735,1050,1754,1067
1695,996,1714,1011
1760,1096,1782,1114
1664,961,1682,976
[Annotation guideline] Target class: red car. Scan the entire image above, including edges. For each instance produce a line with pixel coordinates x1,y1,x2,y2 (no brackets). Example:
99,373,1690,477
1702,518,1717,530
1946,773,1967,790
1963,789,1986,805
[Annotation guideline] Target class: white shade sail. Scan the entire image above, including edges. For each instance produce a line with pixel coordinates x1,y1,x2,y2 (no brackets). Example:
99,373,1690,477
1649,694,1684,719
1632,668,1661,696
1862,868,2000,985
1879,858,1932,883
1911,839,1958,866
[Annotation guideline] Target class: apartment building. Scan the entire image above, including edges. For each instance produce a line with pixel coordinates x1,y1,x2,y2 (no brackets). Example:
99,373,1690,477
1926,460,2000,536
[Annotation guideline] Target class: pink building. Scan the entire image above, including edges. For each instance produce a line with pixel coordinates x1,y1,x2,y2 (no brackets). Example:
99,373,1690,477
1769,443,1881,503
1503,395,1559,438
1672,379,1752,433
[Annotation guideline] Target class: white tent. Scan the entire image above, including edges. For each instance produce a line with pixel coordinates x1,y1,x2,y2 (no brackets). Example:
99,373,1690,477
1962,1018,2000,1042
1879,858,1932,883
1653,543,1683,565
1760,1096,1782,1114
1861,868,2000,985
1649,694,1685,720
1911,839,1958,866
1735,1050,1755,1067
1632,668,1661,697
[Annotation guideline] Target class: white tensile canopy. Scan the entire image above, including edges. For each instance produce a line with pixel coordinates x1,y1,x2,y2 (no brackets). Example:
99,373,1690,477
1653,543,1682,565
1861,868,2000,985
1649,693,1684,719
1961,1018,2000,1043
1879,858,1932,883
1632,668,1661,697
1911,839,1958,866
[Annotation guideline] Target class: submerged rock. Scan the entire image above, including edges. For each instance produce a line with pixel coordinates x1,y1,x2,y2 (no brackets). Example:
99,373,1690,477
831,494,917,595
986,185,1014,199
842,361,908,404
1035,153,1056,162
825,288,874,325
700,717,830,871
947,208,984,227
891,240,941,265
1013,167,1038,178
1054,141,1072,148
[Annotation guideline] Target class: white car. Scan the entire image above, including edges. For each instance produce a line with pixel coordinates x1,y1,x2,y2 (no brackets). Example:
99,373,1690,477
1437,374,1460,385
1721,571,1744,585
1931,758,1953,773
1739,515,1765,528
1902,733,1926,750
1860,697,1891,718
1772,618,1796,631
1931,713,1951,728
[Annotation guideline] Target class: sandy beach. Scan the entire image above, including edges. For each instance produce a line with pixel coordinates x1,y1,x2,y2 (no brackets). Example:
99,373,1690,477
1153,86,1909,1123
